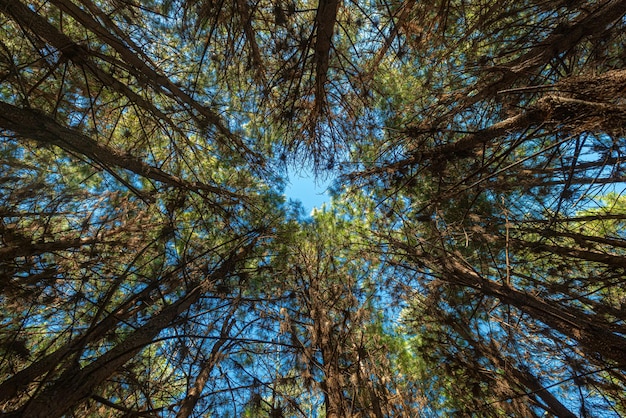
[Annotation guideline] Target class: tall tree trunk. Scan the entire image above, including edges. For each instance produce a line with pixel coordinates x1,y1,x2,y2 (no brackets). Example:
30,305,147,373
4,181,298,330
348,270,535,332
429,295,578,417
439,256,626,367
175,310,237,418
314,308,348,418
10,243,253,417
459,328,578,417
0,264,184,403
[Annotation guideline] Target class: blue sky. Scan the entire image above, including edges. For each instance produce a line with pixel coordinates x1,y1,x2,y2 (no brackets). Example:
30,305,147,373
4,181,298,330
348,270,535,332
283,169,332,213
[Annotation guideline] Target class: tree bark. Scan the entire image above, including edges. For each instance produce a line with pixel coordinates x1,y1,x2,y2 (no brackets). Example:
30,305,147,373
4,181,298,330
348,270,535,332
2,0,259,162
313,0,340,114
439,256,626,367
0,264,184,403
175,312,237,418
0,102,244,201
12,242,254,417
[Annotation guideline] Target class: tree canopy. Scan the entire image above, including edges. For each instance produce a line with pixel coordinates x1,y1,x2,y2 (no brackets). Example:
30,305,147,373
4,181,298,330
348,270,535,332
1,0,626,416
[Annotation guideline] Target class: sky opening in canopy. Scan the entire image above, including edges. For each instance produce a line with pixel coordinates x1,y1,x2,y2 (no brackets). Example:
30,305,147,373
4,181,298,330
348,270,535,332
283,167,333,213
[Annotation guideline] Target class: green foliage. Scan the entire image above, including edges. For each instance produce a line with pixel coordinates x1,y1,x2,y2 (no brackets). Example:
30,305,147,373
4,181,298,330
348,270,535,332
1,0,626,416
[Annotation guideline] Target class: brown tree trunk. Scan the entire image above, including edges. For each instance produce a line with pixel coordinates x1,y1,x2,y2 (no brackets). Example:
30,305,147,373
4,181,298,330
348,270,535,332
313,0,340,114
439,257,626,367
0,102,243,201
430,297,577,417
175,311,237,418
315,311,348,418
505,361,577,418
515,238,626,269
0,263,185,403
11,243,253,417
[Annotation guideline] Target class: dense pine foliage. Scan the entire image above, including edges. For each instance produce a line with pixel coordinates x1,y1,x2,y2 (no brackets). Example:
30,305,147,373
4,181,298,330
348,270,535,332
1,0,626,416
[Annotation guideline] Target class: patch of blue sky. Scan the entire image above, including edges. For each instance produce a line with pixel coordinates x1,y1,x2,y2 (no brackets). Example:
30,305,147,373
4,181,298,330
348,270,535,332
283,167,333,215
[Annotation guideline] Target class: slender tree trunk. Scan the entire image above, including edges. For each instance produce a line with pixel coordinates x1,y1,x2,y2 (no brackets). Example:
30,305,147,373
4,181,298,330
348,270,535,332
505,361,577,418
439,256,626,367
0,102,243,201
477,338,577,417
12,244,253,417
313,0,340,114
315,313,348,418
514,238,626,269
0,237,97,260
175,311,237,418
431,298,577,417
0,264,183,402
